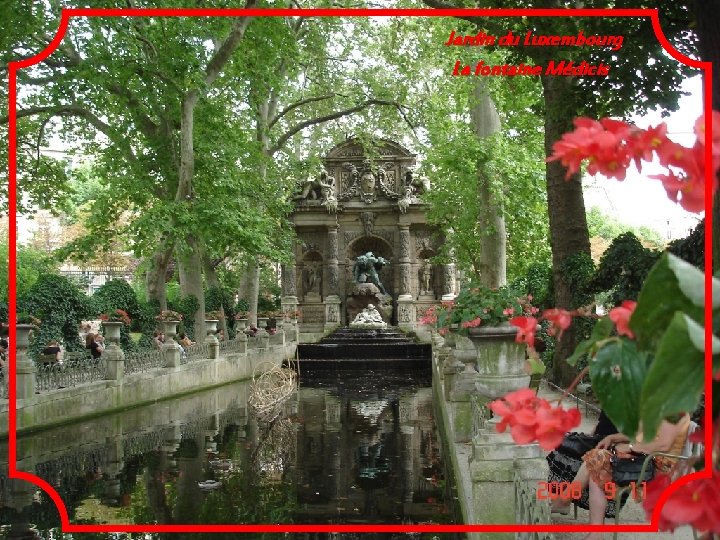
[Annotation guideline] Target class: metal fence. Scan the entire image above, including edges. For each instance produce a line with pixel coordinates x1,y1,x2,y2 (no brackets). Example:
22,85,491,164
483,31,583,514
182,342,210,364
514,470,556,540
35,356,107,393
124,348,165,375
219,339,247,355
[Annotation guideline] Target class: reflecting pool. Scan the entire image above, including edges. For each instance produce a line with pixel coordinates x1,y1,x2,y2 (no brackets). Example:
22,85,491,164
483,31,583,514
1,365,460,538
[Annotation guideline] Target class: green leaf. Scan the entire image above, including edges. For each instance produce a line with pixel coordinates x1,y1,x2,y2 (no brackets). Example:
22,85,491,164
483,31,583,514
590,339,650,438
631,253,705,351
566,317,614,366
639,313,706,440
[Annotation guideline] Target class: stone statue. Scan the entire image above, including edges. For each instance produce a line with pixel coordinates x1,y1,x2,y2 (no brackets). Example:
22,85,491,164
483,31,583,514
421,259,433,294
304,262,320,294
352,251,389,294
294,170,336,203
349,304,387,329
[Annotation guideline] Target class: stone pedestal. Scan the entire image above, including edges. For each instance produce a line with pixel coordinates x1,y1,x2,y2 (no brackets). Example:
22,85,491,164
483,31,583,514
160,320,182,368
15,325,36,400
396,295,415,331
469,424,548,537
324,294,342,332
103,343,125,380
204,320,219,359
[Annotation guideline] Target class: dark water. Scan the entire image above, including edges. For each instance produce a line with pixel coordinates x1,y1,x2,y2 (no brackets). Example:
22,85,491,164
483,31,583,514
0,366,461,539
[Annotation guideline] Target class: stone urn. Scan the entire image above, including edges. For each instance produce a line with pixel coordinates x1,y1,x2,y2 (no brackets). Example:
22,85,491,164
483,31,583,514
205,320,219,336
15,324,34,350
257,317,269,330
467,324,529,400
235,318,248,331
158,320,180,343
102,321,123,346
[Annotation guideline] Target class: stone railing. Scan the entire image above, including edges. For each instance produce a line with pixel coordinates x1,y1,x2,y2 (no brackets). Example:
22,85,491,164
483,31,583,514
3,326,297,436
35,356,107,393
514,470,555,540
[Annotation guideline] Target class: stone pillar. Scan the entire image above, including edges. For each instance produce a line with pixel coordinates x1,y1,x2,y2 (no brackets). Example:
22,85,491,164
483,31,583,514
397,225,415,330
442,263,456,301
327,226,340,296
15,325,36,401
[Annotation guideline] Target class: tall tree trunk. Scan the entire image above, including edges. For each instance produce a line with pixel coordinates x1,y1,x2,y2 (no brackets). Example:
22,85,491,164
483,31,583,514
202,253,228,339
470,80,507,288
541,74,592,387
247,261,261,326
177,237,205,340
696,0,720,272
145,245,173,310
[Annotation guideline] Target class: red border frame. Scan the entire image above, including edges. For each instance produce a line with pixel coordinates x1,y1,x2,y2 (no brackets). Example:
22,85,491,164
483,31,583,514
6,6,714,534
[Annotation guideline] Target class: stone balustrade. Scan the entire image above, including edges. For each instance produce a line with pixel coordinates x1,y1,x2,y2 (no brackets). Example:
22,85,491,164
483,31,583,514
0,326,298,437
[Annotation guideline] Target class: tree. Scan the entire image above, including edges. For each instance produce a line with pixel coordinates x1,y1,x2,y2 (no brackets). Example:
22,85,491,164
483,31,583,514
419,2,695,384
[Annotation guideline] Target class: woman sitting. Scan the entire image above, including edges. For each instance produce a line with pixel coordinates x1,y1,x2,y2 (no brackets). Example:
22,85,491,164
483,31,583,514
41,340,62,364
552,414,691,529
85,333,104,360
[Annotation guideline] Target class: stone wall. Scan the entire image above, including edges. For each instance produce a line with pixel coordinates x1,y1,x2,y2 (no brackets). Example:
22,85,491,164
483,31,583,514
0,333,297,437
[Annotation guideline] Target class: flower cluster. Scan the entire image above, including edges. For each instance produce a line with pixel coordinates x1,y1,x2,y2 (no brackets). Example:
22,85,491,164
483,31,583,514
99,309,131,326
642,471,720,534
155,310,183,322
548,111,720,212
436,285,537,333
509,301,637,350
234,311,249,320
204,311,223,321
488,388,581,450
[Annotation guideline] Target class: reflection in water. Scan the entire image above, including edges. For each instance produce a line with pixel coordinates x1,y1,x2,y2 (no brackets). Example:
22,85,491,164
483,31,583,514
1,366,459,538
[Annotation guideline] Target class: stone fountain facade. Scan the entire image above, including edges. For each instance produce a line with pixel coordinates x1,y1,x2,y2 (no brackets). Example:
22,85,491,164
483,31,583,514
283,138,457,336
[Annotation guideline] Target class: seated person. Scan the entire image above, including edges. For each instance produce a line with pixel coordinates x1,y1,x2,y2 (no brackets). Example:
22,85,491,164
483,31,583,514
41,340,62,364
552,414,691,527
85,333,104,359
0,338,8,363
152,331,164,349
178,333,194,349
244,325,258,337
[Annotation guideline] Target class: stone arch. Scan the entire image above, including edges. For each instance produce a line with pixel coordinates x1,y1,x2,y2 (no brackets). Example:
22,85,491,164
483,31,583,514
345,235,394,295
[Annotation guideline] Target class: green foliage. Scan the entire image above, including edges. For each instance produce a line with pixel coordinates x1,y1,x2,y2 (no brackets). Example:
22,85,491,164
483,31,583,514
134,300,159,349
440,283,532,331
18,273,92,356
582,253,714,440
92,279,140,319
0,243,55,303
667,219,704,269
586,206,665,248
591,232,660,307
560,253,596,308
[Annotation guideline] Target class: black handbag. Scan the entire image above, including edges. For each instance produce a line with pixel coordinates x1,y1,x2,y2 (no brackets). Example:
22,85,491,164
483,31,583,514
611,453,656,486
557,432,602,459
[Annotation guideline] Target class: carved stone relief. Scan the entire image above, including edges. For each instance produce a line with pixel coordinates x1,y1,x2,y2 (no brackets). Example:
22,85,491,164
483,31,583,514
398,304,413,323
360,212,375,237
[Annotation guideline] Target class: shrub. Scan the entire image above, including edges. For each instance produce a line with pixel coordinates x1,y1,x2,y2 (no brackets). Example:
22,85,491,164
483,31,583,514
18,273,92,356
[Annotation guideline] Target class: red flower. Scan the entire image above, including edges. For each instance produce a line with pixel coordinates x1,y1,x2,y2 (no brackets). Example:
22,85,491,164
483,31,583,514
541,308,573,337
608,300,637,338
461,317,482,329
644,471,720,533
489,388,582,451
510,316,538,348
